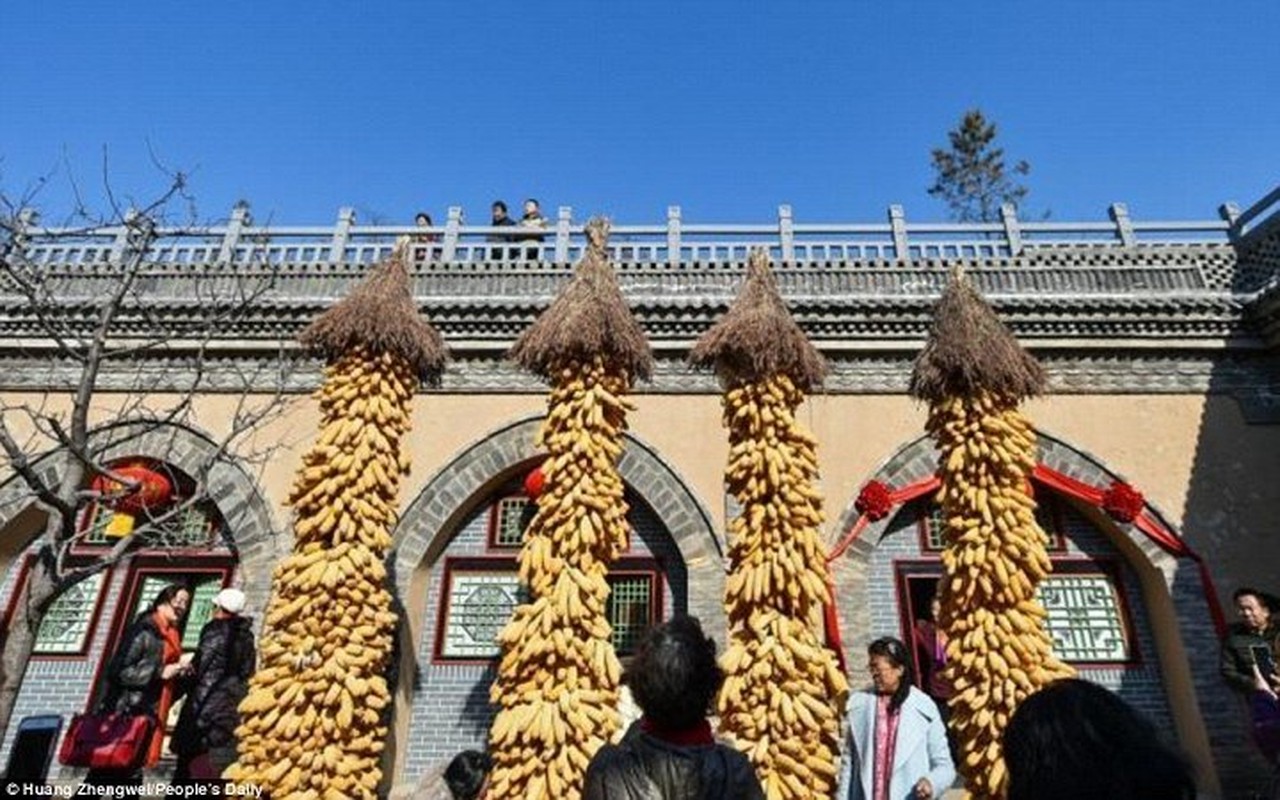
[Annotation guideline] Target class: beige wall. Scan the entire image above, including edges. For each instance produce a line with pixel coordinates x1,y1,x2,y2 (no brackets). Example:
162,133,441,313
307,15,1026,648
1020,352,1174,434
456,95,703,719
2,389,1275,609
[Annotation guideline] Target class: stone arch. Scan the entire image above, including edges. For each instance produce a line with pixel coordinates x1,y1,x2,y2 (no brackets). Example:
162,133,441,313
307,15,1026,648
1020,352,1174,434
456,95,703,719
0,421,283,614
392,414,722,625
828,429,1234,796
387,414,721,783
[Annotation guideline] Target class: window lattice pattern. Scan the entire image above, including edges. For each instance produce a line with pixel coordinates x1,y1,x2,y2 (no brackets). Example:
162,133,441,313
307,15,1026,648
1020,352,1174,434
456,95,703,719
34,574,104,654
442,572,526,658
494,498,531,547
607,576,653,655
924,506,947,551
153,507,214,548
183,581,221,650
84,510,114,545
1036,574,1130,662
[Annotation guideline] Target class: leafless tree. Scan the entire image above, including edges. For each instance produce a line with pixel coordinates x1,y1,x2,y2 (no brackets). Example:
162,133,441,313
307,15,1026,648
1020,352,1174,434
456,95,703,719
0,168,293,743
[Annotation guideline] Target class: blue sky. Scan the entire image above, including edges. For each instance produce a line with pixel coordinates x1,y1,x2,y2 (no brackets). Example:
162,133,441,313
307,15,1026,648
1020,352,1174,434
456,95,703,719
3,1,1277,227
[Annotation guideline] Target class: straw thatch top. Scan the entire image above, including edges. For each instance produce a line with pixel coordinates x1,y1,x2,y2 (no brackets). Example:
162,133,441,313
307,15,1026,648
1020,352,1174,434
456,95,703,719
299,251,447,383
909,266,1045,403
689,249,827,390
509,218,653,381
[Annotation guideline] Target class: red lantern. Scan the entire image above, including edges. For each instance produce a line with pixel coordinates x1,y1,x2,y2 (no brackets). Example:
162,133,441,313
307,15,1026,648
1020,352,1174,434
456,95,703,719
523,465,546,499
90,463,175,537
855,480,895,522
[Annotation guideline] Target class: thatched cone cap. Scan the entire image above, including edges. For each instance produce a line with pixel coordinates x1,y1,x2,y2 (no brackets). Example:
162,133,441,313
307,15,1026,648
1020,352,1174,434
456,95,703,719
299,250,448,384
689,249,827,391
509,218,653,381
909,266,1045,403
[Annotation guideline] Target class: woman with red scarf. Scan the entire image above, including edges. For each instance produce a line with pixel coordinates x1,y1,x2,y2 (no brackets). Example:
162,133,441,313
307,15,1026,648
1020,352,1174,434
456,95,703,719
583,615,764,799
85,583,192,793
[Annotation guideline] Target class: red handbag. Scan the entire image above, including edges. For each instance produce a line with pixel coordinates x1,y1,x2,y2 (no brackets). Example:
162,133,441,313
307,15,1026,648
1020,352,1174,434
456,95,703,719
58,712,156,770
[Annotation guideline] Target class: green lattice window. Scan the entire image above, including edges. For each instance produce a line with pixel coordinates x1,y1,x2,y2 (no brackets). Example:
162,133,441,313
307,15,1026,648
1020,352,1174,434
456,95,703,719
492,497,531,548
439,570,527,659
33,573,105,654
922,506,947,551
1036,573,1131,663
148,507,215,548
607,575,654,656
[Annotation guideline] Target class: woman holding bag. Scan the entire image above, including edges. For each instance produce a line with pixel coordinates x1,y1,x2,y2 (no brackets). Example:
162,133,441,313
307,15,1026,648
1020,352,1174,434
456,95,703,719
83,583,191,793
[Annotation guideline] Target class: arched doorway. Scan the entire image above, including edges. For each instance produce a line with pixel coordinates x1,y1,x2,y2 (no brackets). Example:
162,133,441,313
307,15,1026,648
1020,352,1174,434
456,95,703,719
827,431,1244,797
388,416,718,786
0,423,279,773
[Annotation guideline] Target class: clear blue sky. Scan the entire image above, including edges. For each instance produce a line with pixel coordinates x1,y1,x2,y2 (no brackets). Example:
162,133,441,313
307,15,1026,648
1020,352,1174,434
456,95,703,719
3,1,1277,227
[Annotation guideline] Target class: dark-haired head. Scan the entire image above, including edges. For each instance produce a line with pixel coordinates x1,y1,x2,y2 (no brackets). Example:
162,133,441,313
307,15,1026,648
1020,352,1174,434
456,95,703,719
1233,587,1277,633
624,615,722,730
147,583,191,625
867,637,914,712
443,750,490,800
491,200,508,215
414,212,432,226
1004,679,1196,800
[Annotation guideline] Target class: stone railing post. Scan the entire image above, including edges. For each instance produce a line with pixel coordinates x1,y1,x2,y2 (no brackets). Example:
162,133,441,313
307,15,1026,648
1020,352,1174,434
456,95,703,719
554,206,572,262
1219,202,1242,242
667,206,682,267
328,207,355,264
4,208,39,261
1001,203,1023,256
1109,203,1136,247
218,203,251,264
111,209,141,264
441,206,463,262
779,204,795,263
889,205,909,260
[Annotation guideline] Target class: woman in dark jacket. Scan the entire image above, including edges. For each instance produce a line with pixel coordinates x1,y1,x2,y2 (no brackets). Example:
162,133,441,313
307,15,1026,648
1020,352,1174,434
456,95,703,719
85,583,191,792
171,587,256,783
583,616,764,800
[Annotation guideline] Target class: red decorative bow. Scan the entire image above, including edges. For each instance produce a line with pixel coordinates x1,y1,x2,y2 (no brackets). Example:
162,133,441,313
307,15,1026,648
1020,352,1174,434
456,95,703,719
855,480,894,521
1101,480,1145,522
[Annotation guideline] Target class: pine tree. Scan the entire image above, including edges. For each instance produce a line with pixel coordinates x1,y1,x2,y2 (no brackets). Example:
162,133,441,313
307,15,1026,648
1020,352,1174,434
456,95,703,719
929,109,1031,223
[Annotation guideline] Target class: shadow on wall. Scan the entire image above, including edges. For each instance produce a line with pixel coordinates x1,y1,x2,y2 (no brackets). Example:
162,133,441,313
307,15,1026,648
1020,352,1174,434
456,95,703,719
1179,209,1280,798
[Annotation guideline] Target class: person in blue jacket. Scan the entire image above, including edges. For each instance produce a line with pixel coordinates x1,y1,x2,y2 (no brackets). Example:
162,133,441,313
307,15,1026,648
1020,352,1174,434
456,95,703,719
836,636,955,800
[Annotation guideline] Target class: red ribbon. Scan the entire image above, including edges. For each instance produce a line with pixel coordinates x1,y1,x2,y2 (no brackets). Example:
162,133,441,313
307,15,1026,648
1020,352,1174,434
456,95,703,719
822,465,1227,679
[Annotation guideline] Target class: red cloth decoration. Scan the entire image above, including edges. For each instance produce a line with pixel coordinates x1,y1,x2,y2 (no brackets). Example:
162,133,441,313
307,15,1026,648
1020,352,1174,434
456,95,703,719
1101,480,1145,523
855,480,894,521
523,465,546,499
90,463,173,514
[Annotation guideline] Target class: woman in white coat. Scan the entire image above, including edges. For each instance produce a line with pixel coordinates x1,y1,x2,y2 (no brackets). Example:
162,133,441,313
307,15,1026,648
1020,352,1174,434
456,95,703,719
836,636,956,800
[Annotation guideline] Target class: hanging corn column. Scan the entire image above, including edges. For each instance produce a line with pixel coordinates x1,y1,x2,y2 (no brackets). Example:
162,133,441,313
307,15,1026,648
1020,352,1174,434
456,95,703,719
909,267,1074,799
485,219,653,800
227,253,446,800
690,250,848,800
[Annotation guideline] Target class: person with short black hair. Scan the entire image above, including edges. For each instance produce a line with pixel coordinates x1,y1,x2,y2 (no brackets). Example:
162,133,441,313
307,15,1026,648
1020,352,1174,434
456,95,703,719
583,615,763,799
1222,587,1280,696
444,750,490,800
1003,678,1197,800
836,636,954,800
488,200,517,260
